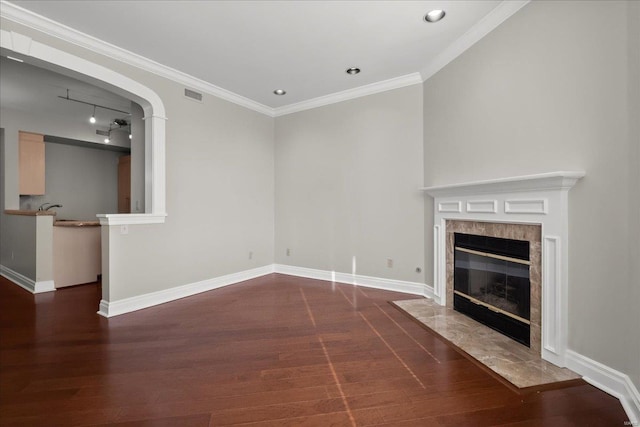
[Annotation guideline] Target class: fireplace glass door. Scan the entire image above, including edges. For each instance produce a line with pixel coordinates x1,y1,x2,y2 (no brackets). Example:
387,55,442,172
454,233,531,346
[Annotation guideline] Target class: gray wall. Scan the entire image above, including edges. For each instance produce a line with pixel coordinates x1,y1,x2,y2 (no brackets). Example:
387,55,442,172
39,142,122,220
104,92,275,301
0,108,131,214
275,85,425,283
1,106,124,220
0,17,276,302
422,0,639,389
0,133,37,280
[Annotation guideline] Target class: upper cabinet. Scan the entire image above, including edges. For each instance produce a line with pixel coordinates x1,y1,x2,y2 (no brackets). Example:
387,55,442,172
19,131,46,195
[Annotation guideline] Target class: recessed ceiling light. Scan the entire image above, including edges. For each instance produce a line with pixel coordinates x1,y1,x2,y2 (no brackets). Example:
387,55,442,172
273,89,286,95
424,9,446,23
346,67,361,75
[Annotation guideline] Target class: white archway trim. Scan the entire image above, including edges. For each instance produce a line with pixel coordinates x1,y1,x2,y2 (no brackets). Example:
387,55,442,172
0,29,167,225
0,1,274,117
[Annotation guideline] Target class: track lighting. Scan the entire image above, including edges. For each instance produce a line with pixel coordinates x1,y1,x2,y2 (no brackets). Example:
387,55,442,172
58,89,130,126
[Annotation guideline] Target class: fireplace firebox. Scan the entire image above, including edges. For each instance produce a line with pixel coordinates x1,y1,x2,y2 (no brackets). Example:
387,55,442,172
453,233,531,347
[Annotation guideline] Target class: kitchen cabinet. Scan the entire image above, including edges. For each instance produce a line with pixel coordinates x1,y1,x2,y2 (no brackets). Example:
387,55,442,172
53,222,101,288
118,155,131,213
19,131,45,195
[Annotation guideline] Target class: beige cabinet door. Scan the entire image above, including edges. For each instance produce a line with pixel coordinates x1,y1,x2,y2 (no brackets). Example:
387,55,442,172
19,131,45,195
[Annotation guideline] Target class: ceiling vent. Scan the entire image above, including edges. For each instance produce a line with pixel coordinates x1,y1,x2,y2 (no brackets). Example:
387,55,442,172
184,88,203,102
96,129,109,136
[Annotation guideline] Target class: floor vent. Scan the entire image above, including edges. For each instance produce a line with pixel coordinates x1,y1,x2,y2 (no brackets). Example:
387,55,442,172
184,88,203,102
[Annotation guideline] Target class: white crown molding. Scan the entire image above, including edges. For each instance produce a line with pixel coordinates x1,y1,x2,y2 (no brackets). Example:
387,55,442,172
566,350,640,426
422,171,585,198
0,1,275,117
274,263,433,298
273,73,423,117
97,264,275,317
0,264,56,293
0,0,530,117
421,0,531,81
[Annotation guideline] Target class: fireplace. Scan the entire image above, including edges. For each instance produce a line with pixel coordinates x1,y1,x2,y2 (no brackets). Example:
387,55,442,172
453,233,531,346
423,171,585,367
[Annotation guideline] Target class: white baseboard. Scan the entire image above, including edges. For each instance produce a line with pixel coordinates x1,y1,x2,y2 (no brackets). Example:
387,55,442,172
273,263,434,298
97,264,275,317
0,264,56,294
566,350,640,425
97,263,432,318
34,280,55,293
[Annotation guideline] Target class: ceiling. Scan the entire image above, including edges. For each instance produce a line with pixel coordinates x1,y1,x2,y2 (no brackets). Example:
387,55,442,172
0,56,133,144
3,1,524,113
0,56,131,126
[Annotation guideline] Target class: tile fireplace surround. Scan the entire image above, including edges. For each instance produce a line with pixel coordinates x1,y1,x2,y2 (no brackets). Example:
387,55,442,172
422,171,584,368
445,220,542,354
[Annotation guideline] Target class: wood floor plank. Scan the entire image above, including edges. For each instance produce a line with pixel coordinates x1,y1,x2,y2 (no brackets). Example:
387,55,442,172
0,274,629,426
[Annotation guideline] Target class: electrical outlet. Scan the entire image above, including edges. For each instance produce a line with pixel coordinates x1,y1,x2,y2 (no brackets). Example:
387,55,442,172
387,258,393,268
120,225,129,235
286,248,291,256
249,251,253,260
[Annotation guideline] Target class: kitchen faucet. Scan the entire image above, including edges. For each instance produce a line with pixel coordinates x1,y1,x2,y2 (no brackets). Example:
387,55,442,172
38,203,63,211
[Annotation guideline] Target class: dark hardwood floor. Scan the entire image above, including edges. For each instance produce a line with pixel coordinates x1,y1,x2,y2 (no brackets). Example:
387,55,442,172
0,274,627,426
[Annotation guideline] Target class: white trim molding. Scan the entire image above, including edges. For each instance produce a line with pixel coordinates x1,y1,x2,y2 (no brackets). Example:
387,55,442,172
97,213,167,226
96,263,433,317
422,171,585,198
0,28,168,224
467,200,498,213
566,350,640,426
274,264,433,299
0,265,56,293
0,0,274,117
274,73,423,117
423,171,585,368
421,0,530,81
0,0,531,117
97,265,275,317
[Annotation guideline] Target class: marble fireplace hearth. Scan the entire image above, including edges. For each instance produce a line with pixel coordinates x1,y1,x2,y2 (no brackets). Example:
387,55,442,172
392,297,581,388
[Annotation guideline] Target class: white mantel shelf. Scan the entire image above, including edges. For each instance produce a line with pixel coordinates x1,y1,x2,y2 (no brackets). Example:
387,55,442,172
421,171,585,198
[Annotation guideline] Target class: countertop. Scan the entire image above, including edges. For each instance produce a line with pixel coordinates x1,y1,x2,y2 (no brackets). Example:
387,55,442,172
54,220,100,227
5,210,57,216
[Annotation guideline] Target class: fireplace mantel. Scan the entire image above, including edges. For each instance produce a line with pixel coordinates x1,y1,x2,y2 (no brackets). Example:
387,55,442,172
422,171,585,197
422,171,585,368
